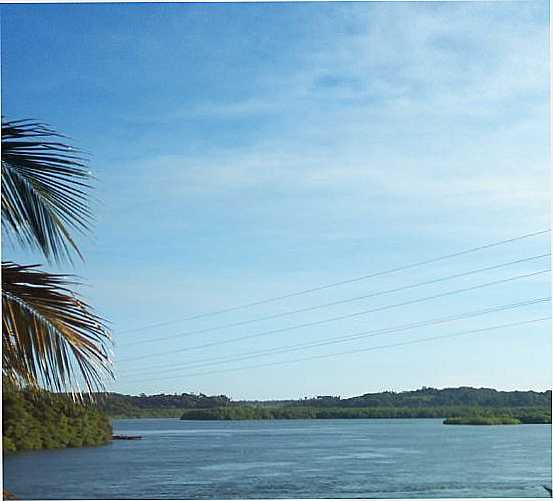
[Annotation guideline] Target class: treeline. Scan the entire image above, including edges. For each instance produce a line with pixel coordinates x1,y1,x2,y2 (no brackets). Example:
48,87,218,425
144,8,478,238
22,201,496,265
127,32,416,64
95,392,230,418
96,387,552,420
444,416,522,425
180,405,551,422
297,387,552,409
3,388,112,453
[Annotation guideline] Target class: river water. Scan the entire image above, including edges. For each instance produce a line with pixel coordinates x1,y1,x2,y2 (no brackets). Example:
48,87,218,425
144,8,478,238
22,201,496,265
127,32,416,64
3,418,551,499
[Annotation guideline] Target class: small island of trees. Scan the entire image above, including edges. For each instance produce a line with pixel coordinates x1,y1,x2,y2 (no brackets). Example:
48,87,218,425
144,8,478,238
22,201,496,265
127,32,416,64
443,416,521,425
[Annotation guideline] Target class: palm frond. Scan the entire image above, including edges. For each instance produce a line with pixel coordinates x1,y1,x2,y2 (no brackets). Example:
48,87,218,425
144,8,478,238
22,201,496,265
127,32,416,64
1,118,93,263
2,262,113,396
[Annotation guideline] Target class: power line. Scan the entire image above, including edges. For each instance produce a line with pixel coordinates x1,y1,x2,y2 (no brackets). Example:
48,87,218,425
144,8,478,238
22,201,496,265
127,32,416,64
117,268,549,363
120,253,550,346
118,296,550,379
116,229,550,335
118,317,551,384
119,297,549,375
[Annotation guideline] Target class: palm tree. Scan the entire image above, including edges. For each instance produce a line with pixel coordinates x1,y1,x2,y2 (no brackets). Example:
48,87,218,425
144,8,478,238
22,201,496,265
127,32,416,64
2,119,112,396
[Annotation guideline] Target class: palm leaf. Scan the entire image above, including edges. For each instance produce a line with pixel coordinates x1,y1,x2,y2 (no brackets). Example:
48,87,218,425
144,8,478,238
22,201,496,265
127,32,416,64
2,262,113,396
1,118,92,263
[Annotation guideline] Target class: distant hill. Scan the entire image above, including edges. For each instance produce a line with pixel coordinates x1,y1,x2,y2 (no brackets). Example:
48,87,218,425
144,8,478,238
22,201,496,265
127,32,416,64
306,387,552,408
96,387,551,419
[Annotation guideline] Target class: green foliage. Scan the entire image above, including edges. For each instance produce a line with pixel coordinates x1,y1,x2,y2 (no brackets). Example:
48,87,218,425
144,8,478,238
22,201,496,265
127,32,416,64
182,406,284,420
513,409,552,424
95,388,552,423
179,405,552,421
310,387,552,409
3,387,112,454
96,392,231,418
444,416,522,425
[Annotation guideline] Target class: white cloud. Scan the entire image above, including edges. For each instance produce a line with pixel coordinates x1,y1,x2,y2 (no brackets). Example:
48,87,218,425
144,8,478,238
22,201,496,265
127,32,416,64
103,2,548,246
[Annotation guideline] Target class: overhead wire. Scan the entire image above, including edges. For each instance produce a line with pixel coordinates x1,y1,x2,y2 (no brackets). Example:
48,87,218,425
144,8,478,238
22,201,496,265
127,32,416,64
115,229,551,335
118,296,550,379
118,317,551,384
120,253,550,346
117,268,550,363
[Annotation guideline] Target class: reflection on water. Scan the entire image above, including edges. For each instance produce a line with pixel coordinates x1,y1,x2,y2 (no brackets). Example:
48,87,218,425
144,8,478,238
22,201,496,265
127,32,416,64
3,418,551,499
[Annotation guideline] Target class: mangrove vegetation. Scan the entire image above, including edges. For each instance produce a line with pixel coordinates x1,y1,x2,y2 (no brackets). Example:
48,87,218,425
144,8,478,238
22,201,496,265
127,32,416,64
443,416,522,425
3,387,112,454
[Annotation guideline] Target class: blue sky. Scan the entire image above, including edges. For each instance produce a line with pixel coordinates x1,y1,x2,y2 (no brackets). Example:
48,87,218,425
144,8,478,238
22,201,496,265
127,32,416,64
1,1,551,399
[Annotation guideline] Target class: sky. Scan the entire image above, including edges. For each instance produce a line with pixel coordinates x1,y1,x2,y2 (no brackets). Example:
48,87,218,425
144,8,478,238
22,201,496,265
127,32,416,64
1,1,551,400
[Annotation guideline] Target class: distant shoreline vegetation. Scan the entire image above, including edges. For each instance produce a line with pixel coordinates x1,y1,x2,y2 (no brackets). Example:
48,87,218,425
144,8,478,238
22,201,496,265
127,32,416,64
179,406,551,423
96,387,552,424
443,416,522,425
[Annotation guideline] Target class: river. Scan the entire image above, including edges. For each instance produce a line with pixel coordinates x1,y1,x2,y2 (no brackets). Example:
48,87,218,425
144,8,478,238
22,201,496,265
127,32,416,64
3,418,551,499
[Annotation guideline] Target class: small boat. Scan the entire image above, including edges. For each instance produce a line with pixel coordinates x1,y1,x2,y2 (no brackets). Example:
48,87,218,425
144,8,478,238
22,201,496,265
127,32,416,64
543,485,552,497
112,434,143,440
